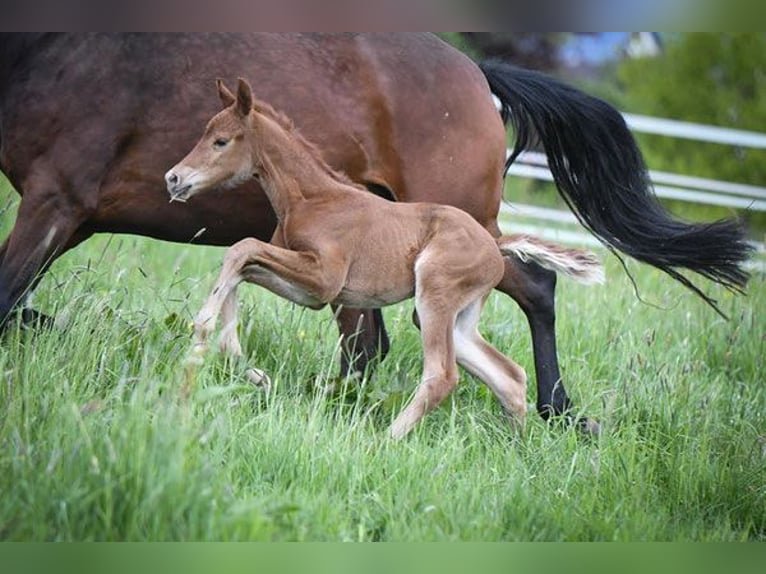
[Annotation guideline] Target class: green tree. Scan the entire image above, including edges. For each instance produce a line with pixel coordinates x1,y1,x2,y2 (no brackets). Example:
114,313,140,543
617,33,766,233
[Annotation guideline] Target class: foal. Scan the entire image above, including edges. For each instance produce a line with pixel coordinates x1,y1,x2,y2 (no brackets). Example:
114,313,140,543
165,79,603,439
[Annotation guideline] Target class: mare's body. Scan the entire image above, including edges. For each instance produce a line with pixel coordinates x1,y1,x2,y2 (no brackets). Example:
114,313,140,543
0,33,750,427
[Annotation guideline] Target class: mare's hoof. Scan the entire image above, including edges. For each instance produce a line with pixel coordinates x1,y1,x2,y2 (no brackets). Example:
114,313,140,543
19,308,55,329
577,416,601,438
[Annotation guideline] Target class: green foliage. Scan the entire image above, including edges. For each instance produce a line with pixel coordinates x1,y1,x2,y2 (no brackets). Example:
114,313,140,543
0,176,763,540
619,34,766,134
618,33,766,233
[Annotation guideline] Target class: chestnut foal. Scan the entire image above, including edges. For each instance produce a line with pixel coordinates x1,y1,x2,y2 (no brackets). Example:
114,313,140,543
166,79,603,439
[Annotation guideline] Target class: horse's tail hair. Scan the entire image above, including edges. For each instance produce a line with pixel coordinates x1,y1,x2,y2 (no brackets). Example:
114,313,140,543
497,234,605,285
480,59,752,316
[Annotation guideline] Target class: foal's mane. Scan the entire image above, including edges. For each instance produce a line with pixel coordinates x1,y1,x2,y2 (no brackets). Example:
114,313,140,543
251,97,366,192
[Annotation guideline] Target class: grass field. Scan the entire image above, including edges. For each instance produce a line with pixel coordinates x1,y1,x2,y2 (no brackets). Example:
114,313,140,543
0,185,764,541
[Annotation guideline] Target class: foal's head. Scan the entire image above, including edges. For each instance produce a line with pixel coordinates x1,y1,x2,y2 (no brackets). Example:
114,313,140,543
165,79,258,202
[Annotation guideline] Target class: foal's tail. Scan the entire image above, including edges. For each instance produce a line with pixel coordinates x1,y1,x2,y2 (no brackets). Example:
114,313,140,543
497,235,604,286
480,60,752,316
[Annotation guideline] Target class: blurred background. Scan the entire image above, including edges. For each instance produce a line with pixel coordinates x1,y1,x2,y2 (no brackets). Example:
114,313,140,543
438,33,766,258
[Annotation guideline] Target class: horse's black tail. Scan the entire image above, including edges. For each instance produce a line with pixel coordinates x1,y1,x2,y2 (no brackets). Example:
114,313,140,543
479,59,752,316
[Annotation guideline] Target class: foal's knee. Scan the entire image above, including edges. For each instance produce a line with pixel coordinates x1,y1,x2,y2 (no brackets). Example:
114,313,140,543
219,333,243,357
223,238,261,269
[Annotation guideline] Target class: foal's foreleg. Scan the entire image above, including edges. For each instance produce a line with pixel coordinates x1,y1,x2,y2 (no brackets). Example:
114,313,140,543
193,235,341,349
189,243,255,361
218,289,243,357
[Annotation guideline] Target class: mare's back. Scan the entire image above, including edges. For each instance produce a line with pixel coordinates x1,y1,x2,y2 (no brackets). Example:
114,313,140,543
0,33,501,244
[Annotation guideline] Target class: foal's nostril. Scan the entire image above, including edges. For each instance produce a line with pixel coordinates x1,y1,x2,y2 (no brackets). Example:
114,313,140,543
166,172,179,186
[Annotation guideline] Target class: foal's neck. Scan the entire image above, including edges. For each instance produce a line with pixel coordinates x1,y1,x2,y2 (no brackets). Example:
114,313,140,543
250,111,348,219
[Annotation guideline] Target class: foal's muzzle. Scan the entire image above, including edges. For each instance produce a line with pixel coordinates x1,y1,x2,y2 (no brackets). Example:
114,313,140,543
165,170,193,203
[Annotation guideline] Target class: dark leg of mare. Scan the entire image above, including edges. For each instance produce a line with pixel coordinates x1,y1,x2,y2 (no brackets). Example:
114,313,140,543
0,234,90,328
333,307,390,377
0,177,90,331
496,254,599,434
0,232,51,327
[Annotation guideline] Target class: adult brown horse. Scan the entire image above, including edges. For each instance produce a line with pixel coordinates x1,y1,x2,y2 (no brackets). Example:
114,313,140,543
0,33,751,429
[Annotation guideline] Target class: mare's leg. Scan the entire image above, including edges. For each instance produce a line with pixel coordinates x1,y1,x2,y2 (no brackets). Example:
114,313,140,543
333,307,390,376
0,176,88,329
495,255,567,419
1,231,90,328
454,295,527,425
496,254,598,433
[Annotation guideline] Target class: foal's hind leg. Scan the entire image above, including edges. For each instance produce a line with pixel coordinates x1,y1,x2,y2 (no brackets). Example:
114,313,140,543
454,296,527,425
389,296,459,440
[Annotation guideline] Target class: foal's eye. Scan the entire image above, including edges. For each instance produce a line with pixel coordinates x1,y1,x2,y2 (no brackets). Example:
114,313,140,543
213,138,229,148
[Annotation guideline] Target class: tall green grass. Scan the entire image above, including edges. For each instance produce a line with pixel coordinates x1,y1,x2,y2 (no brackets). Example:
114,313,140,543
0,192,764,540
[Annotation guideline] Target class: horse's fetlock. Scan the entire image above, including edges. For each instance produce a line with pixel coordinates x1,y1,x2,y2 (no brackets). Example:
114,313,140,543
190,341,209,358
194,315,214,333
219,337,243,357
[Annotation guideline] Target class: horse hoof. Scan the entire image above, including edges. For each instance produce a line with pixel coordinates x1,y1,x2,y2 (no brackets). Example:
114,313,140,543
246,367,271,391
19,308,55,330
577,416,601,438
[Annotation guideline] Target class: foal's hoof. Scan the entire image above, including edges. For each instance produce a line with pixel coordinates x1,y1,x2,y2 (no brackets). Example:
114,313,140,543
245,367,271,391
185,343,208,365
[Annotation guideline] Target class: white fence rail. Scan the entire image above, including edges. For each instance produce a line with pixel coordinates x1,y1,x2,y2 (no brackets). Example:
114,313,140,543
622,113,766,149
498,113,766,267
507,151,766,212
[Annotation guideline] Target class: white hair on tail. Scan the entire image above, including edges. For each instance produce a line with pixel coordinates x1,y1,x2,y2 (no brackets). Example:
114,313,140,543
497,234,605,285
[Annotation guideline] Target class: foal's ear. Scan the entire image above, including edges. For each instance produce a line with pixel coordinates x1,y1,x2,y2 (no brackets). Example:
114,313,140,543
217,79,236,109
236,78,253,118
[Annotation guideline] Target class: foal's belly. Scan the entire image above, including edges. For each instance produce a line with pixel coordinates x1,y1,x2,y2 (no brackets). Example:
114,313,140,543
333,264,416,309
333,283,415,309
